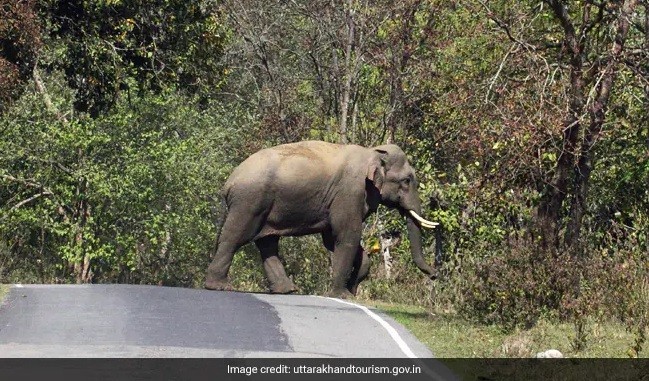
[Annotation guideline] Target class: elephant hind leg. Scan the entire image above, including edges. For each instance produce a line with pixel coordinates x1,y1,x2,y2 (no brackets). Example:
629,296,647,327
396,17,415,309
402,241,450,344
256,236,297,294
205,208,265,290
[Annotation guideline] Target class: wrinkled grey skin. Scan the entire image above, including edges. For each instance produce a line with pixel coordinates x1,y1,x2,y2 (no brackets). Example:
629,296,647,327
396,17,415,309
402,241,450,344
205,141,438,298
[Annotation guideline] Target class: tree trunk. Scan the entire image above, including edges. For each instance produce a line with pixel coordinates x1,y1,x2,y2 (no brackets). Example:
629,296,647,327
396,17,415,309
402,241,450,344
537,0,638,251
564,0,638,248
537,0,584,249
645,1,649,150
33,60,92,281
380,235,395,279
33,63,69,123
74,177,92,284
338,0,355,144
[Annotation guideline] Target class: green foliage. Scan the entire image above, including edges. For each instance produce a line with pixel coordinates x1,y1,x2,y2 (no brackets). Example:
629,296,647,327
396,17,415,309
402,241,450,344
0,67,248,285
228,244,266,293
0,0,42,110
38,0,227,115
281,236,332,294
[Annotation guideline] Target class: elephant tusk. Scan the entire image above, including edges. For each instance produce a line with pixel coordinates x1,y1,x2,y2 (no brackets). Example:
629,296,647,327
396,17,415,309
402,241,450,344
418,219,439,229
408,210,439,228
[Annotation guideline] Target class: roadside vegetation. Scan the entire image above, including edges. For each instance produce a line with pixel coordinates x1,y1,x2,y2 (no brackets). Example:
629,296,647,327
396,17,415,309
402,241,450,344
364,300,647,358
0,285,8,303
1,0,647,357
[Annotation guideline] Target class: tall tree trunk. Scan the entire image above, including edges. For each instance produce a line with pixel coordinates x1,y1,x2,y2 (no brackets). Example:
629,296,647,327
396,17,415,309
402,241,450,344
565,0,638,248
645,1,649,150
537,0,584,249
386,2,418,145
537,0,638,251
74,177,92,283
338,0,355,144
33,60,93,282
380,234,395,279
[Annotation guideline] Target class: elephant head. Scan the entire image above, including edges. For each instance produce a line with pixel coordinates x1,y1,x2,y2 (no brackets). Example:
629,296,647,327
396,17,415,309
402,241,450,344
367,144,439,279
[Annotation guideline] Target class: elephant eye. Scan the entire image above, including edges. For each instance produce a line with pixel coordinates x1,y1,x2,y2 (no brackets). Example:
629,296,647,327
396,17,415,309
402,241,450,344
401,178,411,186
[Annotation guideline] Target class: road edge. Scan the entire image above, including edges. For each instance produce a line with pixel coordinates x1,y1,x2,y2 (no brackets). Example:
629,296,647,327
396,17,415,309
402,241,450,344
321,296,460,381
319,296,419,358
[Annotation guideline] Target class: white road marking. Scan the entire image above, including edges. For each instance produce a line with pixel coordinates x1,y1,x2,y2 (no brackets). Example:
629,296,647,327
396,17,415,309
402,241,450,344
318,296,417,358
14,284,24,288
319,296,459,380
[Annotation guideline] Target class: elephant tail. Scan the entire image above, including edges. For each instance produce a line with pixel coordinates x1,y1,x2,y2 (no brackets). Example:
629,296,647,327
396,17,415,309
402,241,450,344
215,196,228,244
209,194,229,258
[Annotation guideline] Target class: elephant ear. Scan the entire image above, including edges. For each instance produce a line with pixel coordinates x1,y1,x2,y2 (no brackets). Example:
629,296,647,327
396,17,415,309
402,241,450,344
367,149,387,191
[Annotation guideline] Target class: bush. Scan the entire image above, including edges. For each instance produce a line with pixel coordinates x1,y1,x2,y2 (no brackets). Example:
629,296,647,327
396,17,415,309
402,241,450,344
460,236,579,330
458,221,648,337
0,72,251,286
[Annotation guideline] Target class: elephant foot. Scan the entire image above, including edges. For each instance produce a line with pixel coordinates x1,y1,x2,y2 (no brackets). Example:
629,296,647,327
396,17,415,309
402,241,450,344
326,288,355,299
269,280,298,294
346,284,360,296
204,279,234,291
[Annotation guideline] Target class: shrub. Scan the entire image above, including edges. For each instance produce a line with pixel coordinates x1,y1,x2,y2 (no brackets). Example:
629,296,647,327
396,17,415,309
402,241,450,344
460,236,579,330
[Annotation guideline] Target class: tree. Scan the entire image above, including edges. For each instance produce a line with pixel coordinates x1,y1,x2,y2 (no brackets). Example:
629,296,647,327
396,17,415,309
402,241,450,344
536,0,641,251
220,0,440,146
1,0,230,283
469,0,644,251
0,0,42,111
38,0,226,116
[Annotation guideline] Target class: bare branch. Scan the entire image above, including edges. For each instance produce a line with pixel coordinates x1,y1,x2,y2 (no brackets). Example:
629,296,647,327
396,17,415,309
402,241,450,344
2,174,72,216
10,191,53,211
32,62,70,124
485,43,518,103
580,0,606,39
478,0,537,50
2,174,45,189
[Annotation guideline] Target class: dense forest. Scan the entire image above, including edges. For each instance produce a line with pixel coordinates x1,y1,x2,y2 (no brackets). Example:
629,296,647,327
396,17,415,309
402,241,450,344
1,0,647,346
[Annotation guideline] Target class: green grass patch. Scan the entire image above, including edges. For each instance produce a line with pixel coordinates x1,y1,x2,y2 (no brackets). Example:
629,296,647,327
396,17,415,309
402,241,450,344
361,300,644,359
0,284,9,304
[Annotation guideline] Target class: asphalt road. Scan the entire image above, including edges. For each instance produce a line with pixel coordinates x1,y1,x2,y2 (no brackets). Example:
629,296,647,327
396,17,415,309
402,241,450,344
0,284,433,358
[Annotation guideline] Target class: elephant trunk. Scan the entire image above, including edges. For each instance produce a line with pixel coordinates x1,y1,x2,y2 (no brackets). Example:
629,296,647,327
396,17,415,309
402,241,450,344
406,210,439,280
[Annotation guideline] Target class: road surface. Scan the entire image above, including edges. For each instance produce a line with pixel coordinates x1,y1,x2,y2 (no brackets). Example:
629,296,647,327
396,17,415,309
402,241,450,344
0,284,433,358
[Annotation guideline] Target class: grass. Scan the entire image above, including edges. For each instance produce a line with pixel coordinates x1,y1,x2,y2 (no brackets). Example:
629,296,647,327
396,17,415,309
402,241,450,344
361,300,647,380
361,300,644,358
0,284,9,304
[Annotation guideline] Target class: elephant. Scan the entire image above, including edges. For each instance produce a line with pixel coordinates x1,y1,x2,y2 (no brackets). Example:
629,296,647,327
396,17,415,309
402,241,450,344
204,140,439,298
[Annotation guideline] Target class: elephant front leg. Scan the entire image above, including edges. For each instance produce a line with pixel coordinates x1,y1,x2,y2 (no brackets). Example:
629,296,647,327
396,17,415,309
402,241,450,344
329,237,362,299
346,246,370,295
255,236,298,294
